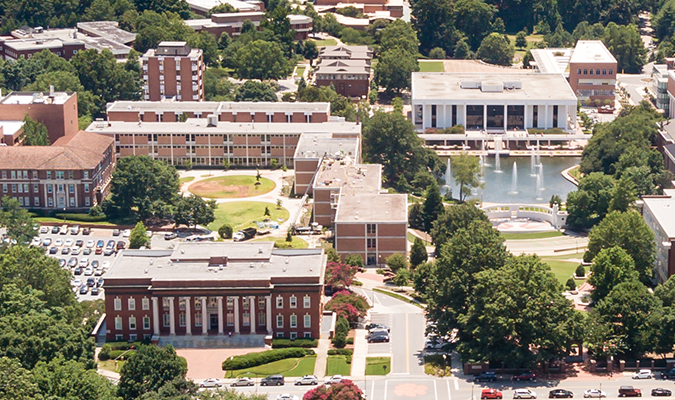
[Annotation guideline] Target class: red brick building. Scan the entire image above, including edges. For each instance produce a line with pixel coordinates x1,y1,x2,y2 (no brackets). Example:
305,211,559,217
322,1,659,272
314,46,372,99
142,42,205,102
0,91,79,144
185,12,312,40
103,243,326,341
0,130,115,210
568,40,617,104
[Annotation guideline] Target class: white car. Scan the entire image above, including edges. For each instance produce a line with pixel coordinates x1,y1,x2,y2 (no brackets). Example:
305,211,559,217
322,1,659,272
31,237,41,246
86,240,95,248
42,238,52,246
64,239,74,247
230,377,254,387
71,278,82,287
84,267,94,276
276,395,299,400
295,375,319,385
54,239,63,247
633,369,653,379
71,247,81,255
122,229,131,237
325,375,343,385
514,389,537,399
199,378,222,388
79,258,90,268
583,389,606,398
40,226,49,234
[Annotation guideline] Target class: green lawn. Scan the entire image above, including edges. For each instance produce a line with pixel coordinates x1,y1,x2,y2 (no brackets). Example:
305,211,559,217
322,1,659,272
501,231,564,240
295,65,306,77
98,360,126,373
34,215,137,227
372,288,424,308
542,251,586,261
252,236,309,248
407,232,432,246
188,175,276,199
366,357,391,375
418,61,445,72
569,166,582,181
207,201,289,231
506,34,545,43
311,38,337,46
542,259,581,286
180,176,195,183
224,356,316,378
326,355,351,376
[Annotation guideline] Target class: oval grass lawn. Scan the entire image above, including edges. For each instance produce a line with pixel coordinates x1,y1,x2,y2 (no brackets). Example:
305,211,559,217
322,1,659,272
189,175,275,199
207,201,289,231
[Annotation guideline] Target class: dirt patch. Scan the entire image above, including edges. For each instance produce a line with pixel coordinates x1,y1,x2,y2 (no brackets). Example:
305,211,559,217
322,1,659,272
190,180,249,197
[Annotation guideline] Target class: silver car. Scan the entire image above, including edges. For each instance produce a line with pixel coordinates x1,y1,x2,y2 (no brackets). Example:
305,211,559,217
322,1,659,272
200,378,222,388
230,377,254,387
295,375,318,386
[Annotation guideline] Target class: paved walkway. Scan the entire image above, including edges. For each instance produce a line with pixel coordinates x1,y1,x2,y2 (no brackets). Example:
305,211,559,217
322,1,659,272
313,338,331,378
177,348,267,380
158,333,267,349
351,329,368,377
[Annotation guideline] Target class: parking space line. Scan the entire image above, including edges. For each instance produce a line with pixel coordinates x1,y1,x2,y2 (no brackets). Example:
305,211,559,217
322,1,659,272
384,379,388,400
434,379,438,400
370,379,375,400
405,313,410,374
448,379,452,400
455,378,459,390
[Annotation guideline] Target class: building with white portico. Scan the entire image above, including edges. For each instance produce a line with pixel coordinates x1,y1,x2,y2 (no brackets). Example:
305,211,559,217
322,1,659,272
411,72,578,134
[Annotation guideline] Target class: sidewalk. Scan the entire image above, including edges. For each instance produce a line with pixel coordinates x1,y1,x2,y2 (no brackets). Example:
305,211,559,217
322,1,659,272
313,338,331,378
351,329,368,377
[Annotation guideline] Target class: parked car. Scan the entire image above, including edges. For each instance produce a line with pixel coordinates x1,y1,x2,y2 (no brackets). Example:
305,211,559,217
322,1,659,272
295,375,319,385
112,229,120,236
513,372,536,381
74,267,82,275
106,240,115,249
261,375,284,386
230,377,254,387
199,378,222,388
425,339,444,350
583,389,606,398
94,269,104,277
61,247,70,255
366,323,390,332
79,258,89,267
60,225,68,234
117,241,126,250
91,286,99,296
54,239,63,247
662,369,675,380
84,267,94,276
79,285,88,295
514,389,537,399
95,247,103,255
86,240,95,248
325,375,343,385
549,390,574,398
96,240,104,249
82,227,91,235
482,389,503,399
368,333,390,343
72,279,82,287
102,261,110,269
51,226,60,234
96,278,104,288
633,370,653,379
122,229,131,237
64,239,74,247
68,257,78,268
40,226,49,234
31,237,41,246
75,240,83,247
86,277,96,287
91,260,99,269
276,395,298,400
104,248,114,256
42,238,52,246
165,232,178,240
367,329,389,338
58,259,66,268
70,225,79,235
652,388,672,397
474,372,497,382
71,247,80,255
49,247,58,254
83,248,92,255
618,386,642,397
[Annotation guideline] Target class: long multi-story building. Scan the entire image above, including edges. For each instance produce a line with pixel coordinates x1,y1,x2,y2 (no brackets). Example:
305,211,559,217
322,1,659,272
142,42,205,102
641,190,675,284
0,90,79,145
103,242,325,342
185,12,313,40
314,45,372,98
0,130,115,210
567,40,617,103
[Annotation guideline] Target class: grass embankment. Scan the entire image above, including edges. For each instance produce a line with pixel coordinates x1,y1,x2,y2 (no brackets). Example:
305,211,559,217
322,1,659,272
207,202,289,231
98,360,126,373
418,60,445,72
366,357,391,375
252,236,309,248
224,356,316,378
325,356,351,376
500,231,564,240
180,176,195,183
189,175,275,199
407,232,432,246
311,38,337,46
373,288,424,308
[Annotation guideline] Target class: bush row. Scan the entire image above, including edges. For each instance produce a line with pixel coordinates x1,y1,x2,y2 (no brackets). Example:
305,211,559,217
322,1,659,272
54,213,108,222
272,338,318,348
332,316,350,348
99,349,137,361
327,349,353,356
222,348,314,370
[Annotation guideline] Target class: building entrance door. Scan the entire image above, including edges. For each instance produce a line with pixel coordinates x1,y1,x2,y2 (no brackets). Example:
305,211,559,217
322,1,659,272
210,314,218,331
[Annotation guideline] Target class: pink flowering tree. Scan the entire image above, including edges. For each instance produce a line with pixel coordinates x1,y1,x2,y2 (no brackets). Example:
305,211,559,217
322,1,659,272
303,380,364,400
325,290,370,322
325,262,360,289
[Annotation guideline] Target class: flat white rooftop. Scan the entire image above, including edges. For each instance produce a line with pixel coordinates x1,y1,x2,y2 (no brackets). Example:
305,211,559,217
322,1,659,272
644,194,675,238
570,40,617,64
106,100,331,114
530,48,572,74
0,91,73,105
0,121,24,137
411,72,577,102
185,0,261,12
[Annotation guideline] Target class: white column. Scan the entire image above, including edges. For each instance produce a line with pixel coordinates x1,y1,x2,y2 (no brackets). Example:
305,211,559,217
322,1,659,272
483,105,488,131
233,296,240,334
463,105,467,127
503,105,508,131
168,297,175,336
217,296,224,334
266,296,273,334
250,296,257,334
152,297,160,336
544,105,549,129
523,104,529,130
446,104,452,127
185,297,192,336
201,296,207,335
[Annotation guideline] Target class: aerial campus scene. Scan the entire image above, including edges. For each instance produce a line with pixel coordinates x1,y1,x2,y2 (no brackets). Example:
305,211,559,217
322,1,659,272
2,0,675,399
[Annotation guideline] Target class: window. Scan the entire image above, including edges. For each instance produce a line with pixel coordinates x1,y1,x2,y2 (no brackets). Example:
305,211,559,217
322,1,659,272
16,184,21,193
114,297,122,311
208,297,218,307
18,197,23,206
609,69,613,75
596,69,600,75
1,171,5,179
34,197,39,206
304,332,312,338
259,312,266,325
304,314,311,328
22,171,27,179
276,332,284,338
276,314,284,328
290,314,297,328
48,198,53,207
2,184,6,193
194,298,202,309
84,171,89,179
84,184,89,193
115,334,124,341
367,238,376,249
129,334,137,342
10,171,15,179
128,298,136,311
143,316,150,330
179,313,186,327
304,295,311,309
195,312,202,327
68,184,74,194
47,184,52,194
577,69,581,74
69,197,75,207
242,297,250,309
129,316,136,330
290,332,297,339
115,316,122,330
583,69,588,74
602,69,607,75
290,296,297,308
179,298,186,310
276,296,283,309
589,69,594,75
84,197,90,207
163,313,170,327
46,171,51,179
56,171,64,180
68,171,73,179
258,297,265,308
227,297,234,309
367,224,376,234
227,313,234,326
163,298,170,308
22,184,28,193
243,312,250,326
33,184,38,193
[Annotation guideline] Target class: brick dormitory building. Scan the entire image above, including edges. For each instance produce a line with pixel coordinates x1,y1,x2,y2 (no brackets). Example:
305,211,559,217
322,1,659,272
103,242,326,341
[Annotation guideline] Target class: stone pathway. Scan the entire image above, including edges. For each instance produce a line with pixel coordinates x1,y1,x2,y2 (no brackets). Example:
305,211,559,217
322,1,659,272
351,329,368,377
313,338,331,378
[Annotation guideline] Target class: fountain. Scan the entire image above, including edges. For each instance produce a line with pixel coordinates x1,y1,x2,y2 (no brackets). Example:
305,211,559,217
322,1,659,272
481,140,490,167
530,146,537,176
535,170,542,200
495,138,502,173
510,162,518,194
479,157,486,183
538,163,545,191
536,141,541,167
445,158,453,188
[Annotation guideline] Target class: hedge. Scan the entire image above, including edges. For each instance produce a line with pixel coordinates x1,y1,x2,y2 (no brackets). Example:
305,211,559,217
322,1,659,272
346,338,354,345
272,338,318,348
222,348,315,370
99,349,136,361
332,331,346,348
327,349,353,356
54,213,108,222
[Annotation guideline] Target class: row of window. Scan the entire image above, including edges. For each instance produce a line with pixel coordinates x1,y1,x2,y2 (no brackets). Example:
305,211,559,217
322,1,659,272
113,313,312,330
576,68,613,76
0,170,90,180
6,195,89,208
1,183,89,195
112,332,313,341
114,295,313,312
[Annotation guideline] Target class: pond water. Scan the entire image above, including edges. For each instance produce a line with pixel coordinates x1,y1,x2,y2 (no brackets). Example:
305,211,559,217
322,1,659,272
443,156,580,204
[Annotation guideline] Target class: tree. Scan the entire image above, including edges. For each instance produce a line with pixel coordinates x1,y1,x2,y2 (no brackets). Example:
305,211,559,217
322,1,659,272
138,377,199,400
409,238,428,268
412,0,457,55
430,203,488,254
374,48,419,93
233,80,278,102
451,153,483,202
393,268,411,287
198,389,267,400
0,196,38,245
429,47,446,59
457,255,574,366
565,172,616,229
218,224,233,239
19,115,50,146
589,246,639,302
25,70,99,120
476,33,514,66
453,38,471,59
208,3,237,14
602,23,646,74
129,222,150,249
408,202,425,230
454,0,496,50
109,155,180,219
232,40,292,80
33,357,119,400
326,247,340,263
386,253,408,272
515,30,528,48
303,379,365,400
302,40,319,60
174,195,217,228
345,254,364,268
325,262,360,289
654,275,675,355
585,210,655,284
187,31,221,67
0,356,40,400
422,181,444,232
118,344,187,400
378,20,420,55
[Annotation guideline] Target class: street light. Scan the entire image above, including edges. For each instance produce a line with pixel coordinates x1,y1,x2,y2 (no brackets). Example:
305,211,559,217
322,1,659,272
245,371,259,393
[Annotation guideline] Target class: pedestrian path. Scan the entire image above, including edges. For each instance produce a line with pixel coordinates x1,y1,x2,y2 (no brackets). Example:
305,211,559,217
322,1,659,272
313,337,331,378
158,334,267,349
352,329,368,377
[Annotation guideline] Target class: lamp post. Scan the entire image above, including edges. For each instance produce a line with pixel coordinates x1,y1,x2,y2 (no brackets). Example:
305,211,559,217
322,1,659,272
246,371,259,393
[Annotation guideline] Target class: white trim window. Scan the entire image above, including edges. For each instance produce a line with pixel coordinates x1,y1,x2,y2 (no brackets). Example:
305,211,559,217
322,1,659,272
304,314,311,328
303,295,311,308
276,314,284,328
290,314,297,328
115,316,122,330
142,298,150,310
290,296,297,309
143,316,150,330
276,296,283,309
128,298,136,311
114,297,122,311
129,316,136,330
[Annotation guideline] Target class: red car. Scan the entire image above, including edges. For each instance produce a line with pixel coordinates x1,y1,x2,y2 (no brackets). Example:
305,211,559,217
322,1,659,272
513,372,536,381
482,389,503,399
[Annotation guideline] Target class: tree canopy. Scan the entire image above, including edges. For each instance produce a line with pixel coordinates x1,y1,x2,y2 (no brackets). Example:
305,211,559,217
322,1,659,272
118,344,187,400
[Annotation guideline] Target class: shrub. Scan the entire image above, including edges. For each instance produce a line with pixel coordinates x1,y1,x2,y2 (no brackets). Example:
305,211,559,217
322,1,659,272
99,344,112,360
218,224,233,239
54,213,107,222
327,349,353,356
332,332,347,348
272,338,318,348
575,265,586,277
566,277,576,291
326,290,370,322
336,316,349,336
222,348,313,370
346,355,352,364
108,349,136,360
429,47,446,59
89,205,103,217
346,338,354,345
